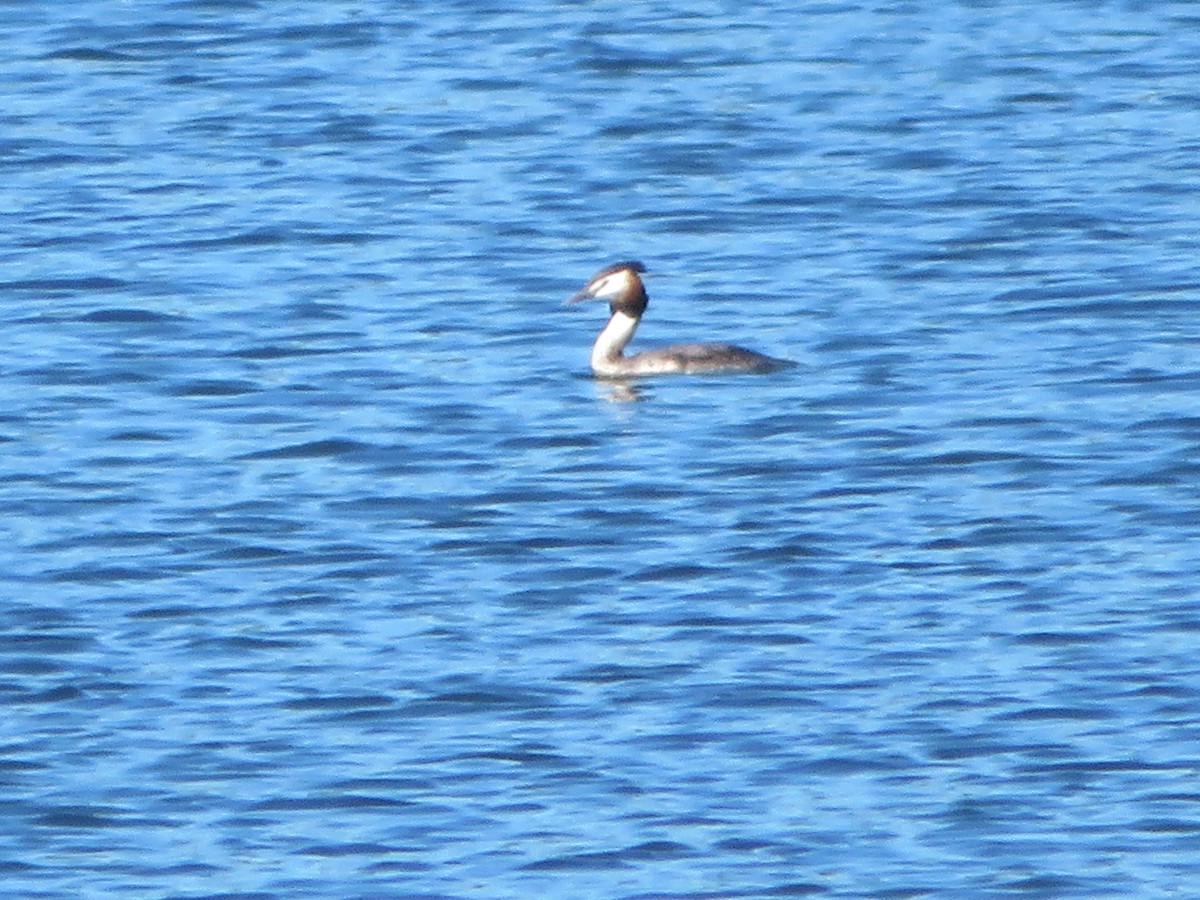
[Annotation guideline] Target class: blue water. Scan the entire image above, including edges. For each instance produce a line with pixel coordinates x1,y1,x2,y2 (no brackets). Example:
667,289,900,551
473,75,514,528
4,1,1200,897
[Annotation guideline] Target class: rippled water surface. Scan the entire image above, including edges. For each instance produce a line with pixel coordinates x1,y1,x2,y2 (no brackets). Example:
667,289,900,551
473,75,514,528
4,1,1200,897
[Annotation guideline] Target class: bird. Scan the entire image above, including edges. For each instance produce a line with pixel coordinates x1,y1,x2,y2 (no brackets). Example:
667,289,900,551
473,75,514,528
567,261,792,377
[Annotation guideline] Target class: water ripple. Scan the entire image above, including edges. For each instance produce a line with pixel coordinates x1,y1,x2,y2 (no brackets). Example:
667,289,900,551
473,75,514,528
2,1,1199,898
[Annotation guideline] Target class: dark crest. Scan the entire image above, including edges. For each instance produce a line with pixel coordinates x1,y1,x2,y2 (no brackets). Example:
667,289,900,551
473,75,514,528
594,260,646,279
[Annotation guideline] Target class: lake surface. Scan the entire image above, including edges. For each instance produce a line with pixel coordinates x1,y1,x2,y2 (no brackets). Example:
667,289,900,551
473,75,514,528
3,1,1200,897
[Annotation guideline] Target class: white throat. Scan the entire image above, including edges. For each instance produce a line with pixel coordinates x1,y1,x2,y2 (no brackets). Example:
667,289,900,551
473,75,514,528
590,309,641,375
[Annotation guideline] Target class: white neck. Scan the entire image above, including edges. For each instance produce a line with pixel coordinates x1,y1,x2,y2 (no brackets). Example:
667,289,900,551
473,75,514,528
590,309,641,375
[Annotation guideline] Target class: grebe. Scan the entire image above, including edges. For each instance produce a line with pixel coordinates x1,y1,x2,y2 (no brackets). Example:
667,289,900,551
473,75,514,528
567,261,791,378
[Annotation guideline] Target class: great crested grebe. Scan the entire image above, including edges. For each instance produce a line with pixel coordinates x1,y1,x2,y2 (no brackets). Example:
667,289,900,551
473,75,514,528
567,261,791,378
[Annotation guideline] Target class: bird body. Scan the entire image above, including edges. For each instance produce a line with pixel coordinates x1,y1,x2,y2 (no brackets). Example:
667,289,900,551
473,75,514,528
568,261,791,377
